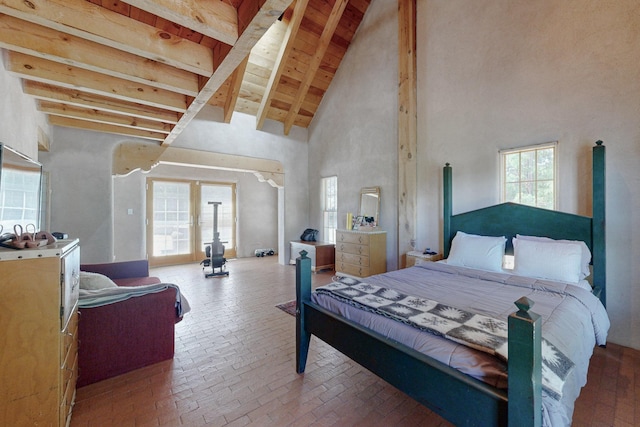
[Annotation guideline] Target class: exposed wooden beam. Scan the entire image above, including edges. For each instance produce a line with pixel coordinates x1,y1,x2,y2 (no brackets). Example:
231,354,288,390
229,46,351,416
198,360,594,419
397,0,417,267
283,0,347,135
223,55,250,123
0,14,199,96
0,0,214,76
256,0,309,130
6,52,188,112
48,116,166,141
120,0,238,46
161,0,294,146
23,81,180,124
37,101,173,134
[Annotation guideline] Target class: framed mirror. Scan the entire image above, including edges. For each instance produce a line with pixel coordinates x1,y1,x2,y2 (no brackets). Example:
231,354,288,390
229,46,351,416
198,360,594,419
359,186,380,227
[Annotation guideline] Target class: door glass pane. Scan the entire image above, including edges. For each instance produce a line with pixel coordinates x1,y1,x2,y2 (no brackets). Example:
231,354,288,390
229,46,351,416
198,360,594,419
200,184,234,252
152,181,191,256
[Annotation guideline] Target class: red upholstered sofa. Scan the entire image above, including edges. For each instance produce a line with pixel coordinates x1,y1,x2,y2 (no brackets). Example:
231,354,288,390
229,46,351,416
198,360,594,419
78,260,183,387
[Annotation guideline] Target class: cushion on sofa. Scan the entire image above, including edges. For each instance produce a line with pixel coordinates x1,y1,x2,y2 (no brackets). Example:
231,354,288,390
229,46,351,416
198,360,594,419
113,276,162,287
80,271,118,290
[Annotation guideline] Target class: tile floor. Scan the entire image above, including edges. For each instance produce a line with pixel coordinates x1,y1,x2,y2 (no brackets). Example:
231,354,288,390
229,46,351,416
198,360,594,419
71,257,639,426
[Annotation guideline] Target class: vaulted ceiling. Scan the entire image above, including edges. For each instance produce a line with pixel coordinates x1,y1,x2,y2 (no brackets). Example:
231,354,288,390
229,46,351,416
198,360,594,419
0,0,371,146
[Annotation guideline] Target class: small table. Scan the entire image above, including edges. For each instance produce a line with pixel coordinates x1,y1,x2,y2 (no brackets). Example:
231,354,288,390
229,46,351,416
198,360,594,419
290,241,335,272
406,250,443,267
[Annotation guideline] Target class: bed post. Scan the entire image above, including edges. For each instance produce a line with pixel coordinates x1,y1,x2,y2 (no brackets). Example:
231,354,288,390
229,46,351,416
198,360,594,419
296,250,312,373
592,141,606,306
508,297,542,427
443,163,453,257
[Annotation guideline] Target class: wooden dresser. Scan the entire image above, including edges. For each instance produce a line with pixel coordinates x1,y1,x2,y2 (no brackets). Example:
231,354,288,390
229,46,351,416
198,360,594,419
335,229,386,278
0,239,80,427
290,241,335,272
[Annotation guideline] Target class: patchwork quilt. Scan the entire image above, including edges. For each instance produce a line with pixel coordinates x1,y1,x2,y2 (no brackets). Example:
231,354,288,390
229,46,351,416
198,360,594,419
316,275,574,400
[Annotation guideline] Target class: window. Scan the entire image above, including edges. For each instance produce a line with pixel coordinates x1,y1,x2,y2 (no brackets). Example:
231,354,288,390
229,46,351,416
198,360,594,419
321,176,337,243
500,142,556,209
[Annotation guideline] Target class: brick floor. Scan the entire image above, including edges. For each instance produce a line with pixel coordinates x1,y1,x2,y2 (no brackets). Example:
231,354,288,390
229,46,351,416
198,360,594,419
71,257,638,426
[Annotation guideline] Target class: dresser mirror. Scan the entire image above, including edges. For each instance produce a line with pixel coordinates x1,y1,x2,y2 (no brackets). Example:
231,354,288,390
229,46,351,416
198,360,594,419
359,186,380,227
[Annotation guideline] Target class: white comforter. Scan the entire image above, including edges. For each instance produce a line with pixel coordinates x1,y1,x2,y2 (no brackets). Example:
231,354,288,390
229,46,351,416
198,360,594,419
312,262,609,427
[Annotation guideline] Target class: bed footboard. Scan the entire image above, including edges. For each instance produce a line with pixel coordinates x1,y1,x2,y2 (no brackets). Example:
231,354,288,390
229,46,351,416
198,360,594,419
295,252,542,427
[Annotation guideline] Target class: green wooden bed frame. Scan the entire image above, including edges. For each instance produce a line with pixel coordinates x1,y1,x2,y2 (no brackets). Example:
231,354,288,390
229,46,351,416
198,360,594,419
296,142,606,426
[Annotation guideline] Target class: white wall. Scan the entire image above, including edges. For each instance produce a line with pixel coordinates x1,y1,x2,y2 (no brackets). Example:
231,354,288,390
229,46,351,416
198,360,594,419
40,108,307,264
0,53,50,160
173,108,310,265
113,164,278,261
308,0,399,269
39,128,117,262
416,0,640,349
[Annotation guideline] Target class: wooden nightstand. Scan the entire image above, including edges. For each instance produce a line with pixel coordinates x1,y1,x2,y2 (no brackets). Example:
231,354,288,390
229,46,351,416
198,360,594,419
406,250,443,267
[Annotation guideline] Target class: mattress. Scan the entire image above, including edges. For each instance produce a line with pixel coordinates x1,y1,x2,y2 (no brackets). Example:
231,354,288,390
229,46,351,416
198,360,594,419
311,262,609,427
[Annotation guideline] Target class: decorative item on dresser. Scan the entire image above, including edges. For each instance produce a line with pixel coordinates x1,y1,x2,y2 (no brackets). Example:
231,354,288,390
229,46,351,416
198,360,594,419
335,229,386,278
0,239,80,427
289,240,335,272
406,250,443,267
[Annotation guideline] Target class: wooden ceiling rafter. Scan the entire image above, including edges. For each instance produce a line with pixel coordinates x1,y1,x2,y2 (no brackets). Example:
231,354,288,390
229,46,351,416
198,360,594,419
37,100,173,134
0,0,214,76
256,0,309,131
119,0,239,46
23,81,181,124
5,51,188,112
0,0,371,146
0,14,199,96
224,55,250,123
283,0,349,135
161,0,294,146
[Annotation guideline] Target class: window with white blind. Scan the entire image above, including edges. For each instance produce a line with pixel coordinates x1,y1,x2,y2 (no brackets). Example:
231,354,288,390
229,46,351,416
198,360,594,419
321,176,337,243
500,142,557,210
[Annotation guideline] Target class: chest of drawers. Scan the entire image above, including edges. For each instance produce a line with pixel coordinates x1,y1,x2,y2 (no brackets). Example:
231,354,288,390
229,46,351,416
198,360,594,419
0,239,80,427
290,241,335,272
335,229,386,278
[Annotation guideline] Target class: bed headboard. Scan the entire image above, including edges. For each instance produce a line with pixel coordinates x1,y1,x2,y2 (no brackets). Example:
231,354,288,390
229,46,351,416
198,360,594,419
443,141,606,306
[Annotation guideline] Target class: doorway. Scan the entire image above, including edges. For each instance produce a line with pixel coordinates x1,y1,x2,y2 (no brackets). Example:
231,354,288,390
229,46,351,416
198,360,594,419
146,178,236,266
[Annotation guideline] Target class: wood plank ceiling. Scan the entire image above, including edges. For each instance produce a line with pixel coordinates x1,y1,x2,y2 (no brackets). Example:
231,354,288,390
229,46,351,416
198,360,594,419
0,0,371,146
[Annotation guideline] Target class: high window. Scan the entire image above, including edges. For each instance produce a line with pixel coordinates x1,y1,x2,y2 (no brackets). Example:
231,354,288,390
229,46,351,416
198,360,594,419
500,142,557,209
321,176,337,243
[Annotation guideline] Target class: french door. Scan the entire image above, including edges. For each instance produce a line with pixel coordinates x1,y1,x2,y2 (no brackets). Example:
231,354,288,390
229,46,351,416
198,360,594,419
146,178,236,267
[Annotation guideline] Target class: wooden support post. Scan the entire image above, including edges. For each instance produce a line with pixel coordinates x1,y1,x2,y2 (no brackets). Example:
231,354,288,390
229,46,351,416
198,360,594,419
296,249,312,373
592,141,606,307
508,297,542,427
398,0,417,267
443,163,452,257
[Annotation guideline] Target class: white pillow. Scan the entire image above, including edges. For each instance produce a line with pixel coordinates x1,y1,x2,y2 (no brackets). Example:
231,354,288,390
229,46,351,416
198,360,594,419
513,238,583,284
447,231,506,272
516,234,591,279
79,271,118,290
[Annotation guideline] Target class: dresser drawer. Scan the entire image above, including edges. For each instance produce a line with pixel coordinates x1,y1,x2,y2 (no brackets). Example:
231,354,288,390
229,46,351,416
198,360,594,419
336,262,370,278
60,308,78,364
336,251,369,267
336,231,370,245
336,242,369,256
